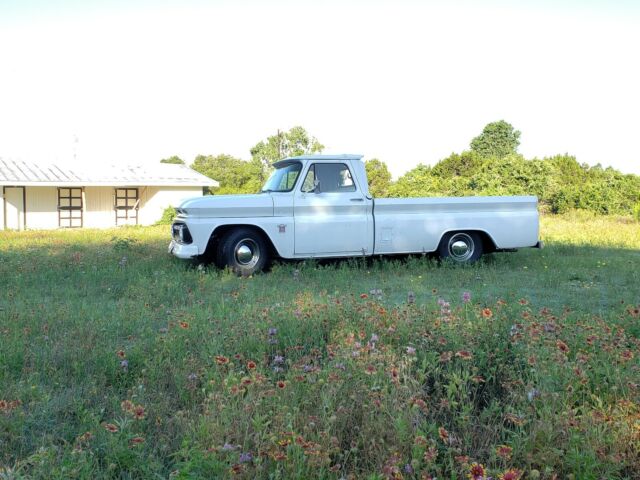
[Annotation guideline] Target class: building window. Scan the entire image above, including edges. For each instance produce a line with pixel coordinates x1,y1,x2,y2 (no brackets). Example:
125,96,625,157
58,188,83,228
115,188,139,225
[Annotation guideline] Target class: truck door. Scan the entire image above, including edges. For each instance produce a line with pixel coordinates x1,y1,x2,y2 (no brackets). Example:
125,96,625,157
294,162,371,255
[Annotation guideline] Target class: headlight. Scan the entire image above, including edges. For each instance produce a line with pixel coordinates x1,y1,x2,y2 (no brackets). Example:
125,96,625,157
171,223,193,244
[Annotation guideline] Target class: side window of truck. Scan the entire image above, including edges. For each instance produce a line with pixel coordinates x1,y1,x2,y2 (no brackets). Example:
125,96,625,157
301,163,356,193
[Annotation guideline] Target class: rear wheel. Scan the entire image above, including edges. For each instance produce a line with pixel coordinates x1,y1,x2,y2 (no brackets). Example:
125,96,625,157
217,228,269,276
438,231,483,263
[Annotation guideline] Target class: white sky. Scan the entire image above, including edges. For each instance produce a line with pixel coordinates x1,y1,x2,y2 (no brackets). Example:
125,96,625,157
1,0,639,178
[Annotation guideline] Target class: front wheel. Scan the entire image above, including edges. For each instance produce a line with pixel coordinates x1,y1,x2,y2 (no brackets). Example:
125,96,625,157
218,228,269,276
438,231,483,263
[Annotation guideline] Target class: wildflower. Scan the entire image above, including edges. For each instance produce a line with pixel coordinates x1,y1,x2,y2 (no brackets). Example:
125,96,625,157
187,372,198,382
239,452,253,463
276,380,286,389
471,375,485,383
499,469,522,480
364,364,376,375
116,350,126,358
438,427,449,442
221,443,236,451
133,405,146,420
527,388,540,402
215,355,229,365
496,445,513,460
439,351,453,363
179,321,189,329
432,288,438,294
407,291,416,304
129,436,145,446
103,423,119,433
121,400,135,413
230,464,244,475
481,308,493,318
360,293,368,299
406,346,416,355
370,333,379,343
247,361,257,370
455,350,473,360
620,350,634,362
273,355,284,364
518,298,528,305
556,340,570,354
462,291,471,303
120,359,129,372
468,463,486,480
268,327,277,336
403,464,414,474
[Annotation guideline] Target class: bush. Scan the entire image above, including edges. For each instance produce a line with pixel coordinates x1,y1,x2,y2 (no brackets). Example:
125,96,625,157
155,206,177,225
633,202,640,222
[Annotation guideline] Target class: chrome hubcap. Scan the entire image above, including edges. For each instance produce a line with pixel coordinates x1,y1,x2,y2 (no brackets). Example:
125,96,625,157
448,233,474,261
235,239,259,267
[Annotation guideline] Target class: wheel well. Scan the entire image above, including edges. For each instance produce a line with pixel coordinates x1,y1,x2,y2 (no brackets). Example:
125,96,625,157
204,224,279,260
439,230,497,253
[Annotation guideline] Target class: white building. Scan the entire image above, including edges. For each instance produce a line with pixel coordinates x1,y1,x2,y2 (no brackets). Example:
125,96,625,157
0,159,218,230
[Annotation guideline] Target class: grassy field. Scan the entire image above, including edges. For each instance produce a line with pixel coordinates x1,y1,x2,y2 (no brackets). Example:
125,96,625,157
1,213,639,479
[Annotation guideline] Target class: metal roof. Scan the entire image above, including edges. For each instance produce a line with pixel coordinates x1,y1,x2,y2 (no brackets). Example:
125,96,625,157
0,158,218,187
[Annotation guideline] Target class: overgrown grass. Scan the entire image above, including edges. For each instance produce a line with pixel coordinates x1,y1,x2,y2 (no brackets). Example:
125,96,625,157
1,214,639,479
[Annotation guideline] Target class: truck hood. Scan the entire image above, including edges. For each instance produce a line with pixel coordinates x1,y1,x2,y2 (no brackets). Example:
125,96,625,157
178,194,274,218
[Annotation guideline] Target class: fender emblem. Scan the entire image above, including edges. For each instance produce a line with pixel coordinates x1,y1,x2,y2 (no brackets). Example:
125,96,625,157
278,224,286,233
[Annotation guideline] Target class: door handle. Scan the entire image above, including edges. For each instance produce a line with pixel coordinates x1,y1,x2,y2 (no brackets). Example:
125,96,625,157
350,198,364,202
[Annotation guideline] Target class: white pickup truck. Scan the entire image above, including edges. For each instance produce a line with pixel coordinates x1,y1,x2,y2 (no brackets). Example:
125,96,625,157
169,154,542,275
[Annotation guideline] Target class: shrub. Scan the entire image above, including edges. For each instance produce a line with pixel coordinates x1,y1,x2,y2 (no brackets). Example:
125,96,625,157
156,206,177,225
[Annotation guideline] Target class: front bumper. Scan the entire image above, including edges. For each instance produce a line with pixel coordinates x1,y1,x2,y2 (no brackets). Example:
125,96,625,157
168,240,199,259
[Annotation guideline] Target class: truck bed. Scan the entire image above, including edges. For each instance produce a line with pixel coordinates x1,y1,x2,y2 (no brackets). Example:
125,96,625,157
373,195,539,254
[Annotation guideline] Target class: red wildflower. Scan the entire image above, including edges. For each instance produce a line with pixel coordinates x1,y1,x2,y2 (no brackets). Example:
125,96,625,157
241,377,252,386
496,445,513,460
103,423,119,433
276,380,286,389
556,340,570,354
133,405,146,420
455,350,473,360
499,469,522,480
215,355,229,365
481,308,493,318
620,350,634,362
468,463,486,480
360,293,368,299
364,364,377,375
471,375,485,383
179,321,189,329
518,298,528,305
129,436,145,446
247,360,257,370
121,400,135,413
438,427,449,442
116,350,126,358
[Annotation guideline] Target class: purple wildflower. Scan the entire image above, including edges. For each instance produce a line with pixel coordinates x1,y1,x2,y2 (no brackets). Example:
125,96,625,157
120,359,129,372
273,355,284,365
221,443,236,451
406,346,416,355
462,291,471,303
268,327,277,336
239,452,253,463
370,333,379,343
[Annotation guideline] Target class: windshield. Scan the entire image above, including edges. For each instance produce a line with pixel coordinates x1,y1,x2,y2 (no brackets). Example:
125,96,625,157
261,162,302,192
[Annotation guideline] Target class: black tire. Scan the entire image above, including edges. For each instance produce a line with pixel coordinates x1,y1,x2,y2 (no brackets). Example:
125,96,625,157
437,231,483,263
217,228,269,276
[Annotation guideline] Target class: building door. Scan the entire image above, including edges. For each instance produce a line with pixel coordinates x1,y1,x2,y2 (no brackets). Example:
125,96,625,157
4,187,25,230
115,188,139,225
58,188,83,228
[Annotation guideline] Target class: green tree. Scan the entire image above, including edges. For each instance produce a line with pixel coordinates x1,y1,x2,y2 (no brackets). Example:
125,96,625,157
250,126,324,178
364,159,392,197
470,120,521,159
191,154,262,195
160,155,185,164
